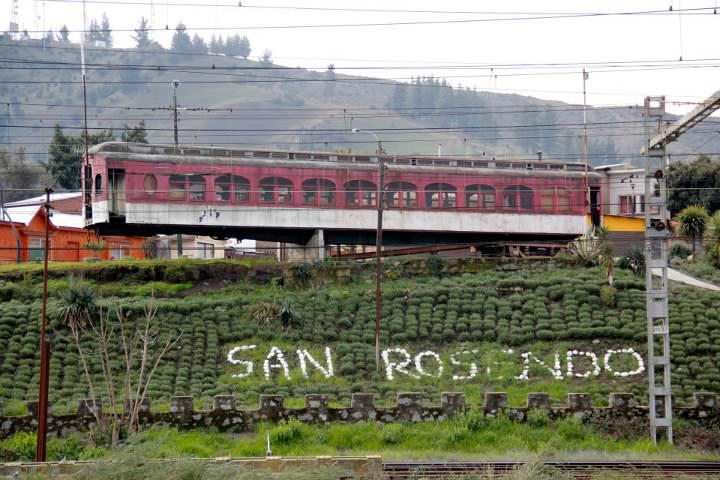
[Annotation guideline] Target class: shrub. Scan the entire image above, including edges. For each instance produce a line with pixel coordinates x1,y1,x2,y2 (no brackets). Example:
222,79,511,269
670,242,692,260
527,409,551,428
600,286,616,308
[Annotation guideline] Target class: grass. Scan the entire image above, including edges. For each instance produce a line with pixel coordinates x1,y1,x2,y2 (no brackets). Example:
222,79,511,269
1,418,716,463
0,256,278,275
674,255,720,285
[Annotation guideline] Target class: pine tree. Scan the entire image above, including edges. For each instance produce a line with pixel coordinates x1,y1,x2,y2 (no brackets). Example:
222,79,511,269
191,34,208,54
132,17,151,49
48,125,79,190
239,35,251,59
59,25,70,43
121,121,148,143
100,13,113,47
171,23,193,53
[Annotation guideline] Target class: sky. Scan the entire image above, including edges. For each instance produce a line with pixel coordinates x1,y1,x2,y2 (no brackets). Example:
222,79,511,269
3,0,720,114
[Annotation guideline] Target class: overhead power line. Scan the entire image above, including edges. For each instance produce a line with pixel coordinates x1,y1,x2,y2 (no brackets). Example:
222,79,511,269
13,5,719,33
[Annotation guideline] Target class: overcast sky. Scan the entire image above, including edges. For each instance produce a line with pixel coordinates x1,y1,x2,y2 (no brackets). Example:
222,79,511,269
5,0,720,114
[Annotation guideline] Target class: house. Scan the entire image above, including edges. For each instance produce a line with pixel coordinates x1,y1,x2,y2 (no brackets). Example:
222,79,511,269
594,164,648,256
0,192,145,263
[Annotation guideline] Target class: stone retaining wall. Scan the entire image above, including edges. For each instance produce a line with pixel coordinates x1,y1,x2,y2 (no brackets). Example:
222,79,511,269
1,392,717,439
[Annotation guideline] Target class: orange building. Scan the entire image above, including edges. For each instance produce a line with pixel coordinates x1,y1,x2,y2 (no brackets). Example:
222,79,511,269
0,193,146,263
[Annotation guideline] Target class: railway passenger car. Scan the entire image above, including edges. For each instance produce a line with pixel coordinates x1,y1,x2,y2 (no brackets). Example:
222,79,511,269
82,142,602,246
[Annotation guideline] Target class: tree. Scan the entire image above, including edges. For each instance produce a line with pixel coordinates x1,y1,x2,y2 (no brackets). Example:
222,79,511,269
190,33,208,54
209,35,223,53
121,120,148,143
132,17,151,49
0,148,47,202
59,25,70,43
259,49,273,66
48,125,114,190
100,13,113,47
43,30,55,43
704,211,720,267
668,155,720,214
171,23,192,53
223,34,250,58
85,19,102,45
56,282,102,437
674,205,710,256
324,64,336,96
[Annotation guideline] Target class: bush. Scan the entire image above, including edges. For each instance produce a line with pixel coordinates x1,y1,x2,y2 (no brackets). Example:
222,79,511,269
600,286,616,308
670,242,692,260
527,409,551,428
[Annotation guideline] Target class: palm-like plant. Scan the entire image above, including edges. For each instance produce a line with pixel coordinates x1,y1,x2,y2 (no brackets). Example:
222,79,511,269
704,211,720,268
57,282,98,330
56,281,101,430
674,205,710,256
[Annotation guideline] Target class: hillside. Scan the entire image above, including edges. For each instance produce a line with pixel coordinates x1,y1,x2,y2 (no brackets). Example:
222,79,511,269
0,257,718,416
2,39,717,166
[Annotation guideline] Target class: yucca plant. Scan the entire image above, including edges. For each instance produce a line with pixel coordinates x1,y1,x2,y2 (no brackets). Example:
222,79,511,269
674,205,710,256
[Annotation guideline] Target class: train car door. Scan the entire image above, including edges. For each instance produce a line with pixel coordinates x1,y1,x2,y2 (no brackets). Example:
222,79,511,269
108,169,126,216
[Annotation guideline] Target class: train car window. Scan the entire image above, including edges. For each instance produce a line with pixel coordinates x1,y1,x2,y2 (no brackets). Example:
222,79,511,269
426,183,457,208
270,152,289,159
345,180,377,207
503,185,533,210
557,188,571,211
496,162,511,169
465,185,495,209
94,174,102,196
143,174,158,194
189,175,206,201
385,182,417,208
259,177,293,204
215,175,232,201
540,188,554,211
254,152,270,158
168,175,186,200
566,164,585,171
233,176,251,202
296,153,312,160
549,164,564,170
302,179,336,206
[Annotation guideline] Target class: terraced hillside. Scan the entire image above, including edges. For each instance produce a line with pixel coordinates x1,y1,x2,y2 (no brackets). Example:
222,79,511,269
0,259,718,414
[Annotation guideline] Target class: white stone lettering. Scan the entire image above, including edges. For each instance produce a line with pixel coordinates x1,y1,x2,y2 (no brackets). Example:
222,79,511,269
227,345,256,378
382,348,419,380
414,351,444,378
296,347,335,379
264,346,291,380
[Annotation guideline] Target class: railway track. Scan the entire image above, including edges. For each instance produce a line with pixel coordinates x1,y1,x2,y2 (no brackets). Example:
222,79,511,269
383,461,720,478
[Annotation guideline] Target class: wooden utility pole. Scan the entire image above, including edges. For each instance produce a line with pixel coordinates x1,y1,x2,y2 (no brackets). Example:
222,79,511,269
35,187,52,461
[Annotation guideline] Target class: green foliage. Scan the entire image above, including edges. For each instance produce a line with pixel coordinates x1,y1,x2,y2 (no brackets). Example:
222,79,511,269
289,263,312,287
704,211,720,268
426,255,446,277
599,286,616,308
527,409,551,428
668,155,720,214
670,242,692,260
56,281,98,330
48,125,114,190
121,120,148,143
674,205,710,254
617,248,645,277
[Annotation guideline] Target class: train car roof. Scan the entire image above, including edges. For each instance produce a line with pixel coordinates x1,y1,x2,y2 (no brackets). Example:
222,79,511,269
88,142,601,177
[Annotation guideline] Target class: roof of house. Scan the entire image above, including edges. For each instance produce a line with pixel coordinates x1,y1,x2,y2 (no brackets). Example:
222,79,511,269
0,204,84,229
4,192,81,207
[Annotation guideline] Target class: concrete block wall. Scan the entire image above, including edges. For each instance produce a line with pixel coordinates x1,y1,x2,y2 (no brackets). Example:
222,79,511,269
0,392,717,439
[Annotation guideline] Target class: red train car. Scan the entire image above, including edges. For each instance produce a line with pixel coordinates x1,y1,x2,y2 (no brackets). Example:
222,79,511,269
82,143,602,246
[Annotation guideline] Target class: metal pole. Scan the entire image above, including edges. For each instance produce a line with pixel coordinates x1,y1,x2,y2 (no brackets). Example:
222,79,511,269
172,80,182,257
172,80,179,148
375,142,385,371
582,69,590,213
35,187,52,462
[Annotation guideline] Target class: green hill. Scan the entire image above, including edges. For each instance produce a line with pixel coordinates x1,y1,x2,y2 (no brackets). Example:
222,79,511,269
2,39,716,168
0,258,718,415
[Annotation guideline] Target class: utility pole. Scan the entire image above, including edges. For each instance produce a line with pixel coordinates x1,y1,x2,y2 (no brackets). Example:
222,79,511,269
640,88,720,444
35,187,52,461
172,80,180,150
351,128,384,370
582,69,590,213
172,80,182,257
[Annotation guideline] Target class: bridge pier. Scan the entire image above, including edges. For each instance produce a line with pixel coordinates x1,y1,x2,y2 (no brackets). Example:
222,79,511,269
282,229,326,263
